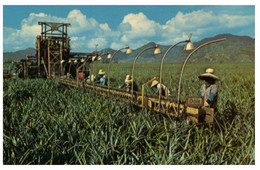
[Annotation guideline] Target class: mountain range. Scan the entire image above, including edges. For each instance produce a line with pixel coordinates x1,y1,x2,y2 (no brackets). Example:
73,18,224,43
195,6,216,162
3,48,36,61
3,34,255,63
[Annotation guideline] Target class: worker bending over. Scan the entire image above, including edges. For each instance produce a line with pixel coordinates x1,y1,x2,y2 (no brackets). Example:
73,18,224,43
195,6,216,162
151,80,171,97
119,74,139,92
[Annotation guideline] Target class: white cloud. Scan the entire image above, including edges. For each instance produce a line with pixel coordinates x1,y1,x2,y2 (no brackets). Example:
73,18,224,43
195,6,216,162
67,9,98,34
3,9,101,51
3,9,254,52
158,9,254,44
29,12,47,17
110,42,123,50
19,9,98,36
128,39,150,49
4,26,39,51
20,24,41,38
161,10,217,39
99,23,111,31
121,12,160,40
121,35,128,42
110,39,149,50
87,37,107,49
70,36,87,51
219,14,254,28
71,36,86,41
95,25,121,40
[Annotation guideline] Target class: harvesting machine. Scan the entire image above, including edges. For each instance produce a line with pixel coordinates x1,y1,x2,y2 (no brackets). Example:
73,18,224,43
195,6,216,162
3,21,226,123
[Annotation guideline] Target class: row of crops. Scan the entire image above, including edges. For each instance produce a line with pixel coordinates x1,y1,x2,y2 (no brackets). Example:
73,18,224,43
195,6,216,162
3,63,255,164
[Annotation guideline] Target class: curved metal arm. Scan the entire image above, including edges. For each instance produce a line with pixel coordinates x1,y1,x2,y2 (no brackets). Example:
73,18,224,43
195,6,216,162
92,52,108,75
92,59,99,76
68,62,76,77
108,47,128,95
92,58,101,89
131,46,155,102
58,62,63,76
158,40,187,112
62,62,69,76
77,58,91,75
177,38,226,115
76,58,92,87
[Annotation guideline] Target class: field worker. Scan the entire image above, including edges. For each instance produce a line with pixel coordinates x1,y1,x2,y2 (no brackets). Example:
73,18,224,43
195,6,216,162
78,72,83,79
85,74,96,83
198,68,219,109
66,73,74,79
97,69,107,85
119,74,139,92
151,80,171,97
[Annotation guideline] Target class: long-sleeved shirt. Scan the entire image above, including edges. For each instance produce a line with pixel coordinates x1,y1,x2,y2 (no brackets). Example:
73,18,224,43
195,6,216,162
120,81,139,92
99,75,107,85
199,84,218,109
156,83,171,96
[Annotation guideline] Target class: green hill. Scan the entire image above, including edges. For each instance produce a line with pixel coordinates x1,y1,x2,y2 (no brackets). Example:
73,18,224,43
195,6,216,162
3,48,36,61
3,34,254,63
116,34,255,63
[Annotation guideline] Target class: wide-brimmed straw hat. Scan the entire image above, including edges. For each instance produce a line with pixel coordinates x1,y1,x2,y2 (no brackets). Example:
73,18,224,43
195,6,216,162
98,69,105,75
198,68,219,80
151,80,159,87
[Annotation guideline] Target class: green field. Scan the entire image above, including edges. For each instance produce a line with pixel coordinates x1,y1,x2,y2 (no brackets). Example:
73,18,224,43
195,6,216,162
3,62,255,164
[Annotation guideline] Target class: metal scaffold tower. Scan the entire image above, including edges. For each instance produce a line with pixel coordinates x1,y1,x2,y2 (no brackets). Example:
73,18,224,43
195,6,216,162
37,22,71,77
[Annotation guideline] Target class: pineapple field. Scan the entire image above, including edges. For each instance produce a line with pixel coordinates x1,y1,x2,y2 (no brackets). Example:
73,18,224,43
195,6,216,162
3,62,255,165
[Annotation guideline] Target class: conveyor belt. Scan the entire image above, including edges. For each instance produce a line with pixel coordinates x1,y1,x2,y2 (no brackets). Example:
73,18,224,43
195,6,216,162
52,76,203,121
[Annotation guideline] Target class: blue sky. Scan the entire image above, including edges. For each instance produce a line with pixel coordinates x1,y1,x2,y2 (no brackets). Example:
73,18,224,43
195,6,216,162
3,5,255,52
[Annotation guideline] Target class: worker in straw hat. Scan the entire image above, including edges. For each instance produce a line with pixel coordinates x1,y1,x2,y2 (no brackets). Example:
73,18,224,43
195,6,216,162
198,68,219,109
97,69,107,85
119,74,139,92
151,80,171,97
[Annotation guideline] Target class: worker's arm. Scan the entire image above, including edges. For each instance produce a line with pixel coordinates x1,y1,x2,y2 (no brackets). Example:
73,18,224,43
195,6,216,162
119,83,126,88
198,84,205,96
207,85,218,104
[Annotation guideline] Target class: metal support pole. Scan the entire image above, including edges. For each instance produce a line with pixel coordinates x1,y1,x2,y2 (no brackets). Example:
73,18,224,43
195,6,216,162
131,46,154,103
41,23,43,38
37,38,41,77
45,24,46,39
60,42,63,76
92,59,97,89
53,61,60,77
63,62,68,77
108,47,128,96
141,77,157,107
68,63,73,76
47,39,51,78
176,38,226,116
76,68,79,88
158,40,187,112
76,59,91,85
95,44,98,55
41,57,48,76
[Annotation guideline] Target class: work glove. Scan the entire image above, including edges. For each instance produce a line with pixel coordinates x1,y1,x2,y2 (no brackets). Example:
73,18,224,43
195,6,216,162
203,100,210,107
